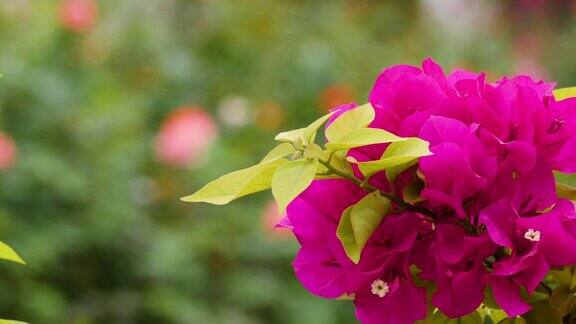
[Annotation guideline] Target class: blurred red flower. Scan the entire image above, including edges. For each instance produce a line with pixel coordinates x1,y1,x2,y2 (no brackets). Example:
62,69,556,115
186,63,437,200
58,0,98,33
155,106,219,168
0,132,16,170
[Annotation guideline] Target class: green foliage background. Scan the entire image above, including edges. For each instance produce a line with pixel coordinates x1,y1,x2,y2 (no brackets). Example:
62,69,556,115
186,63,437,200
0,1,575,323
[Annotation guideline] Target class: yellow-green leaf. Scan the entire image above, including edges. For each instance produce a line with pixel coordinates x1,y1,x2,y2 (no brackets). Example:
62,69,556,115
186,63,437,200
337,192,391,263
260,143,296,163
303,143,324,159
275,128,306,144
348,138,431,178
326,128,405,151
303,112,333,143
0,320,28,324
271,158,318,212
0,241,25,265
553,87,576,101
556,182,576,201
275,113,333,145
325,103,375,142
181,159,288,205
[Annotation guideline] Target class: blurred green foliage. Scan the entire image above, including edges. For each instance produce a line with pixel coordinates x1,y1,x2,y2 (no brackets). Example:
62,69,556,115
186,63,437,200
0,0,574,323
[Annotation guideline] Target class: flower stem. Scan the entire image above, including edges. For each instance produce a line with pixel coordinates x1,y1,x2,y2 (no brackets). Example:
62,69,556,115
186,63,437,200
317,157,437,220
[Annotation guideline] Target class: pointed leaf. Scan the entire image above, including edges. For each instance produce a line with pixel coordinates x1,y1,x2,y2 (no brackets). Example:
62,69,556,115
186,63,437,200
275,128,306,144
337,192,391,263
181,159,288,205
0,241,25,265
556,182,576,201
271,158,318,212
348,138,431,178
553,87,576,101
325,103,375,142
260,143,296,163
326,128,405,151
303,113,333,143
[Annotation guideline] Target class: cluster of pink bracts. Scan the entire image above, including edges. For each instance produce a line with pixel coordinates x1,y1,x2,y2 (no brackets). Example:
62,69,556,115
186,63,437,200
278,59,576,323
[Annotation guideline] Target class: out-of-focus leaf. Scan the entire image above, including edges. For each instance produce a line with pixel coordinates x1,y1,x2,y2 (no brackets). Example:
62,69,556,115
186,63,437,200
549,267,573,288
417,308,483,324
326,128,405,151
550,285,576,317
521,299,562,324
325,103,374,142
260,143,296,163
181,159,287,204
0,241,25,265
553,87,576,101
337,192,390,263
0,320,28,324
271,158,318,212
556,182,576,201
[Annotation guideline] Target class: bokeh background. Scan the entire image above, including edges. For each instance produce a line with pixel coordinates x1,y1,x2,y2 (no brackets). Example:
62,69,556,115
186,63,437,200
0,0,575,323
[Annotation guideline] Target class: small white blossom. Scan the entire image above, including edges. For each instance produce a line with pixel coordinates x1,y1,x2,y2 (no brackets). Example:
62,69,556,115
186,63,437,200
371,279,389,298
524,229,541,242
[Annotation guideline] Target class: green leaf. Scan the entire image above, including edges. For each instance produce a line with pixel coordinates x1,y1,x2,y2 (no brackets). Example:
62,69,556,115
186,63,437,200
556,182,576,201
325,103,375,142
260,143,296,163
181,159,288,205
550,285,576,317
553,87,576,101
326,128,406,151
315,151,354,179
0,241,25,265
348,138,431,178
271,158,318,212
336,192,391,263
0,320,28,324
521,299,562,324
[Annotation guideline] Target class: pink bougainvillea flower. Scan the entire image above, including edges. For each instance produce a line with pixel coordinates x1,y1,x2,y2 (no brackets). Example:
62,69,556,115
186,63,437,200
281,58,576,322
155,106,218,168
0,132,16,170
58,0,98,33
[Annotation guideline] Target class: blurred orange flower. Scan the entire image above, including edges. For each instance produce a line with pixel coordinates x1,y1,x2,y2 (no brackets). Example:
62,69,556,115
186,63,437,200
58,0,98,33
318,83,355,113
155,106,219,168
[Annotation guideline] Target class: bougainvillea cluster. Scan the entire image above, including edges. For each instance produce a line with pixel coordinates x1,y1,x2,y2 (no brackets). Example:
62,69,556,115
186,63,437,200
281,59,576,323
185,58,576,323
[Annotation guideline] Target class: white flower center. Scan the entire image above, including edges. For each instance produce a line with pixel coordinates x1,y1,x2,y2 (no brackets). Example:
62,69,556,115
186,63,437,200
524,228,541,242
371,279,389,298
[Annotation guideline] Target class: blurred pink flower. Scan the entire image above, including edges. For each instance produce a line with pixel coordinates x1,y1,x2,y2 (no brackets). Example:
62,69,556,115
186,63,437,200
155,106,219,168
0,132,17,170
262,200,291,240
58,0,98,33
